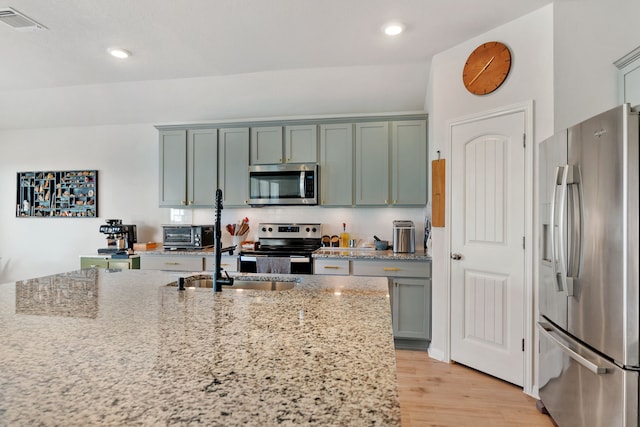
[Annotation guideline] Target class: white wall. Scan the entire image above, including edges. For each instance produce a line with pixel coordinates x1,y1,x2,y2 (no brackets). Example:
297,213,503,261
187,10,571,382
554,0,640,130
0,124,160,282
425,5,555,361
425,0,640,390
0,123,426,283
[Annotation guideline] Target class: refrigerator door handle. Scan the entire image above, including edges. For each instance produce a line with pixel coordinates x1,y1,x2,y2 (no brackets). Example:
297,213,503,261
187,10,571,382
551,165,572,295
539,322,608,375
550,166,563,292
557,165,573,296
566,166,582,293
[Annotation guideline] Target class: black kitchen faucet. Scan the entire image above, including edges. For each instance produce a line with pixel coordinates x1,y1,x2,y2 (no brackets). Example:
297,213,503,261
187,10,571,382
213,188,233,291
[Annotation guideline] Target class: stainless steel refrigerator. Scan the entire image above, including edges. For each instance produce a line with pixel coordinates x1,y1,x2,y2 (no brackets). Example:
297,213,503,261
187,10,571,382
538,103,639,426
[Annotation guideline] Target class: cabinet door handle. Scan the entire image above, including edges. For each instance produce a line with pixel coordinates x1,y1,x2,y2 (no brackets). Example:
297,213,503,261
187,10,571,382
181,201,187,205
323,266,341,269
188,200,193,205
383,267,400,271
164,262,179,265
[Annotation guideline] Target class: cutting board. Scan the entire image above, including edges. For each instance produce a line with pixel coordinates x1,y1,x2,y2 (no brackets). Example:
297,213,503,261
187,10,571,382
432,159,445,227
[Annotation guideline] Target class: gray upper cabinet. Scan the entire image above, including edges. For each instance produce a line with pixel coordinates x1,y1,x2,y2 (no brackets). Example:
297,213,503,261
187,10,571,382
319,123,353,206
188,129,218,207
250,126,283,164
284,125,317,163
219,127,249,207
159,130,187,207
391,120,427,205
159,128,218,207
615,46,640,107
355,122,389,206
157,114,427,209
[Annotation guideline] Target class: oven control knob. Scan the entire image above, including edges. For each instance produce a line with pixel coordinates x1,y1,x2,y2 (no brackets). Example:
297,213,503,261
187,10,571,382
305,227,310,232
268,227,273,232
261,227,267,232
312,227,317,232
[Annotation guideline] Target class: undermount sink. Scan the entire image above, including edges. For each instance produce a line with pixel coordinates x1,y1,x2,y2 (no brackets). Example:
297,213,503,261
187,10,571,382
168,277,295,291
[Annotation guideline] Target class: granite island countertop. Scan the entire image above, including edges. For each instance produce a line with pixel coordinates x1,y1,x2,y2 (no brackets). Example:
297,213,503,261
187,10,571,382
0,269,400,426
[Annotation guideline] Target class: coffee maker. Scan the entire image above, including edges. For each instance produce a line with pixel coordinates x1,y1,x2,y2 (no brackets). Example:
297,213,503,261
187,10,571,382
98,219,137,255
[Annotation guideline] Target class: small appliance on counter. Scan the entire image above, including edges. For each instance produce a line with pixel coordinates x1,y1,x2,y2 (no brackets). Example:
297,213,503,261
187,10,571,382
392,220,415,253
98,219,137,255
162,225,214,250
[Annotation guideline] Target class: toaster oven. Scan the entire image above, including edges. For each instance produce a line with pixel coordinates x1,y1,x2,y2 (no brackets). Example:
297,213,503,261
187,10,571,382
162,225,214,250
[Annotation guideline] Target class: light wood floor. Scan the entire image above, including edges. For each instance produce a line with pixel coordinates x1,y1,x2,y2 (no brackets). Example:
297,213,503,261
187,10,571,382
395,350,556,427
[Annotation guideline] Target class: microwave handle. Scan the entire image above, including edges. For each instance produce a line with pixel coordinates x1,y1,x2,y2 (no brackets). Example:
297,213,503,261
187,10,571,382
300,171,305,198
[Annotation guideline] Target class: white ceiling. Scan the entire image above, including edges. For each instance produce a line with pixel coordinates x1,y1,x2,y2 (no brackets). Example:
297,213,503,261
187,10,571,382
0,0,552,129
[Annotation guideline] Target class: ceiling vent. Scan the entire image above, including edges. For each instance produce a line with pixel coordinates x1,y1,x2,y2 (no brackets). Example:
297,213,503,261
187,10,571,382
0,7,47,32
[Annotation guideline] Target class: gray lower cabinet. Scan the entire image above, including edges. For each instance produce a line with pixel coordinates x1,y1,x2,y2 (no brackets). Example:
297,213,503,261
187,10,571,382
80,255,140,270
204,255,238,273
159,128,218,207
219,128,249,207
319,123,353,206
316,257,431,345
390,277,431,340
139,254,238,272
140,255,204,272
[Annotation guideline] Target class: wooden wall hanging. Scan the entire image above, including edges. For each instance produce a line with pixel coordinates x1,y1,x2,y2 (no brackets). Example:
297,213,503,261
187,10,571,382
432,159,445,227
17,170,98,218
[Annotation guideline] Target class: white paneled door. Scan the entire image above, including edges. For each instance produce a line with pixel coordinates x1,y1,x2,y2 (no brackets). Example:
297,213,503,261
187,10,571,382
450,111,526,386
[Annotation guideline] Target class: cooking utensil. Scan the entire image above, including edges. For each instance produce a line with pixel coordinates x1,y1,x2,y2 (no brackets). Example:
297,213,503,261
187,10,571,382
374,235,381,242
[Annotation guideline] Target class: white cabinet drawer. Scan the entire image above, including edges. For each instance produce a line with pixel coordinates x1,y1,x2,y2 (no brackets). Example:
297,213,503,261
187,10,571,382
140,256,204,271
204,255,238,272
314,259,350,275
351,260,430,278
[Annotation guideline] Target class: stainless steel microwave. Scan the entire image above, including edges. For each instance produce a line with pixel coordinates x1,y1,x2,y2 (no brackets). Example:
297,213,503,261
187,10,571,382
248,163,318,206
162,225,214,250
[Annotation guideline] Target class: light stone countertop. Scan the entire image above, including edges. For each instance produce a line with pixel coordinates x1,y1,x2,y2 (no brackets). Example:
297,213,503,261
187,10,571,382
0,268,400,426
134,248,218,256
313,247,431,261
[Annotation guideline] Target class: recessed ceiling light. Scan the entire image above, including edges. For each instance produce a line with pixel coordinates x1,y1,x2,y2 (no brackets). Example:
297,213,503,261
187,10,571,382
383,23,404,36
107,48,131,59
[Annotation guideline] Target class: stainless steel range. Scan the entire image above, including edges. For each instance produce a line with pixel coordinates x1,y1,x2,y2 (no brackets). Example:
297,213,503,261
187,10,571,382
238,223,321,274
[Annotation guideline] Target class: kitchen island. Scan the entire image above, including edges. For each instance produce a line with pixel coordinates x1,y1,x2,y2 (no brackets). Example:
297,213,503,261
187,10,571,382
0,268,400,426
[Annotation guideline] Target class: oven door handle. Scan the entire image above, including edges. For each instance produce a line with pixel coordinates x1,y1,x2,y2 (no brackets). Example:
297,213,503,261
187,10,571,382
240,255,310,263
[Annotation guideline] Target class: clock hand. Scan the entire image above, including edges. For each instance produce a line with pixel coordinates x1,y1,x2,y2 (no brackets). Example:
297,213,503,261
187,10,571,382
468,56,495,86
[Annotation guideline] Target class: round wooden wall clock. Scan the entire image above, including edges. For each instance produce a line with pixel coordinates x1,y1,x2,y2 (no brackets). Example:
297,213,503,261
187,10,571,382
462,41,512,95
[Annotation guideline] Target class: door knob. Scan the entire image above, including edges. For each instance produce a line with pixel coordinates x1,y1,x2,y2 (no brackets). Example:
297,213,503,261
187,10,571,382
450,253,463,260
